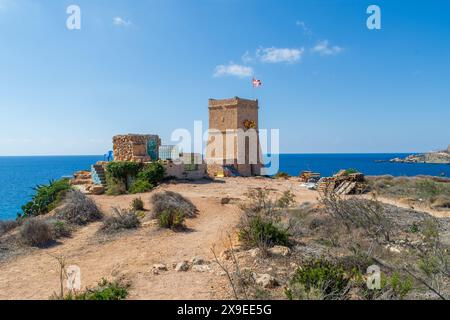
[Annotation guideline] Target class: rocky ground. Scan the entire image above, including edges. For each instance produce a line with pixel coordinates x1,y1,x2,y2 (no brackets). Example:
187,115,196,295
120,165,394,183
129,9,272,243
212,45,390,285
0,177,449,300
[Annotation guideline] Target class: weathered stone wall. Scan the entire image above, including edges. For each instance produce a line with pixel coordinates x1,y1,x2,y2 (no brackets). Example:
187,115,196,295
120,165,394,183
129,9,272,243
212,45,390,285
163,161,207,180
113,134,160,162
207,97,262,177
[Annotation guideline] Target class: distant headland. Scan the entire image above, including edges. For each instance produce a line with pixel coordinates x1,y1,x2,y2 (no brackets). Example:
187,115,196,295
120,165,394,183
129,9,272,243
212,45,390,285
389,145,450,164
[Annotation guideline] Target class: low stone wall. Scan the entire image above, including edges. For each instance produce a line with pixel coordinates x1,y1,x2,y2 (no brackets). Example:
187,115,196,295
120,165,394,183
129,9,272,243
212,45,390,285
163,161,207,180
113,134,160,162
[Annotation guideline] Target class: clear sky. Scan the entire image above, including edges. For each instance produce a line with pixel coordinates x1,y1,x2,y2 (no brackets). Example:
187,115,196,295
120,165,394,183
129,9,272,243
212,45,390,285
0,0,449,155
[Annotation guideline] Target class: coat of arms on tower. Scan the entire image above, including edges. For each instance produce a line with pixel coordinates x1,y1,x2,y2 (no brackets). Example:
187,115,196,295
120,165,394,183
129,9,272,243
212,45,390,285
243,119,256,130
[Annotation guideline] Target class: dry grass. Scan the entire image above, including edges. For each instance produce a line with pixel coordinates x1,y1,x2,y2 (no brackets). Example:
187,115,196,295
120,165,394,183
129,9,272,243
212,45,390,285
0,220,19,236
20,218,54,247
150,191,197,218
367,176,450,209
56,190,103,225
100,208,140,234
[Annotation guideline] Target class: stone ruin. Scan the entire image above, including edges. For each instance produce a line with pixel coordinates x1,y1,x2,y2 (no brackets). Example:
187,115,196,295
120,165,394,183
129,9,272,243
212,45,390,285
113,134,161,163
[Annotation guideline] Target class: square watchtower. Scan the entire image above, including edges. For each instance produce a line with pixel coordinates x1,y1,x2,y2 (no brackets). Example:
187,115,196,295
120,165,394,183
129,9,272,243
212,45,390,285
207,97,262,177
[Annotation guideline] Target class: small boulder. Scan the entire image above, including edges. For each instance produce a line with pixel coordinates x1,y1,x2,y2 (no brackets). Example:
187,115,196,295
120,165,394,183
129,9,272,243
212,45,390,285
175,261,190,272
90,185,105,195
253,273,279,289
153,264,168,271
191,256,207,266
192,265,210,273
268,246,291,257
248,248,261,258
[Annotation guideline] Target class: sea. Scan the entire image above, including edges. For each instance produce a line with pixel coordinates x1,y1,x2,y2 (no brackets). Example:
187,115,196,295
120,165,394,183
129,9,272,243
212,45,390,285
0,154,449,221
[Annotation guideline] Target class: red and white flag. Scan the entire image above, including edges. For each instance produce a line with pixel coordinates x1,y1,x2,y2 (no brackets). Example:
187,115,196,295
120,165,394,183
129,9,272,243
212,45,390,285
252,78,262,88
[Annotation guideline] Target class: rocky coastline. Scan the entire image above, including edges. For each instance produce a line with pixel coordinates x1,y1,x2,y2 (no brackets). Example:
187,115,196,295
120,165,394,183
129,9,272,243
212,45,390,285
389,147,450,164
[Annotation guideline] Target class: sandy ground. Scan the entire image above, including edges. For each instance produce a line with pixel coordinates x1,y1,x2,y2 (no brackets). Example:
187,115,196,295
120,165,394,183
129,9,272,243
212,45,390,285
0,177,447,300
0,177,317,300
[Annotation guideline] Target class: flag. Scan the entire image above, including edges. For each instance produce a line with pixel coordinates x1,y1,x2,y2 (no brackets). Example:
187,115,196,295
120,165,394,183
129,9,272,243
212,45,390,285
252,78,262,88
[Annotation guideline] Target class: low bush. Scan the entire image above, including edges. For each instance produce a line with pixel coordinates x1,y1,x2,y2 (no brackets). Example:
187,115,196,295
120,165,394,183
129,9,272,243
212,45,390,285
285,259,350,300
130,197,145,211
129,179,153,194
20,218,54,246
151,191,197,218
56,190,103,225
343,168,359,176
20,179,71,218
105,174,127,195
321,193,393,243
157,209,185,230
360,272,414,300
0,220,19,236
100,208,140,233
137,162,165,186
239,215,290,249
64,279,128,300
276,190,296,209
49,219,72,238
106,161,141,190
238,188,292,250
105,161,164,194
274,172,290,179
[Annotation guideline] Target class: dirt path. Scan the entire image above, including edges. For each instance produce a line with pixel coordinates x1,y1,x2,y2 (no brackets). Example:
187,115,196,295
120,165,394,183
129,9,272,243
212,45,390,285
0,178,317,300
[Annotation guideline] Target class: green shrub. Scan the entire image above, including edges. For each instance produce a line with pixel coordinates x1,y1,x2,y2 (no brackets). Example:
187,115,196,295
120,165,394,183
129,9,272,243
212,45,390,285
276,190,296,209
64,279,128,300
105,173,127,195
20,179,71,218
130,197,145,211
151,191,197,218
129,179,154,194
106,161,142,190
274,172,290,179
239,215,290,248
157,209,185,230
286,259,350,300
388,272,413,299
20,218,54,246
56,190,103,225
137,162,165,186
105,161,164,194
343,168,359,176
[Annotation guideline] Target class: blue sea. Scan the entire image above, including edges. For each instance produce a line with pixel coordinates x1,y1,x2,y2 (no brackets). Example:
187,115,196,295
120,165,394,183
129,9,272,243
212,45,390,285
0,154,449,221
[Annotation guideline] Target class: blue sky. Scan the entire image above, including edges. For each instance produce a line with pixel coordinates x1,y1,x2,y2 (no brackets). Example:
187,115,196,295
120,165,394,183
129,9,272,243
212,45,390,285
0,0,449,155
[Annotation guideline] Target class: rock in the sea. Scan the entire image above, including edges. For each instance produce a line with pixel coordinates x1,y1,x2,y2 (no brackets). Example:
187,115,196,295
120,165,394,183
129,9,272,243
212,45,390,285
268,246,291,257
253,273,279,289
175,261,190,272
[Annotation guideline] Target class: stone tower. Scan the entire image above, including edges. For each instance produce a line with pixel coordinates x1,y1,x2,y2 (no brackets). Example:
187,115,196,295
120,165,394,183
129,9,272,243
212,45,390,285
206,97,262,177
